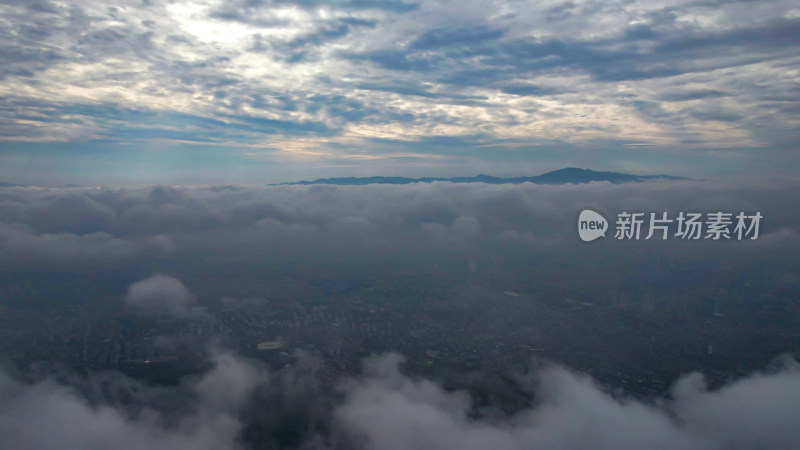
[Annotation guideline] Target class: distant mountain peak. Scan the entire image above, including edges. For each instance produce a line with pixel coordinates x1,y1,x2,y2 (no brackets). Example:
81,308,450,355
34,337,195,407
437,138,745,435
273,168,688,186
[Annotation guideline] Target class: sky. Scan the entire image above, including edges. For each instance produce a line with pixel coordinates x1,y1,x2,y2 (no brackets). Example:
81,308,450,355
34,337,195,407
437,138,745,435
0,0,799,185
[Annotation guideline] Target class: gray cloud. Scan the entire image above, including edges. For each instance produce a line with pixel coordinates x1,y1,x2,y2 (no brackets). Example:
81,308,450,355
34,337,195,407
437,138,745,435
0,0,798,177
0,349,262,450
1,349,799,449
332,353,800,450
0,222,172,270
0,180,798,271
210,0,419,23
125,275,197,318
0,180,796,337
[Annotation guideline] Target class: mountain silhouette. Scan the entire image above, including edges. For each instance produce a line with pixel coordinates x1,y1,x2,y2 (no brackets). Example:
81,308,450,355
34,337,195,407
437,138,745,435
274,167,688,186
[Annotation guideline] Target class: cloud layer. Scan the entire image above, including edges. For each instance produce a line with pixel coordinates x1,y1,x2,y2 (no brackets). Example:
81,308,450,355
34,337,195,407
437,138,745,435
1,180,798,275
333,354,800,450
1,350,799,449
0,349,263,450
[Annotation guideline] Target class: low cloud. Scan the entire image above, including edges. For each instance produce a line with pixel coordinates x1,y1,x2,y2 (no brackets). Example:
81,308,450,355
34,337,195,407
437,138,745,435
332,353,800,450
1,351,799,449
0,180,798,277
124,275,196,318
0,349,263,450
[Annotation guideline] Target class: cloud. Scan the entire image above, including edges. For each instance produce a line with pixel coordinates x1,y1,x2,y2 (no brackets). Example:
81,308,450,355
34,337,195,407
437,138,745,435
194,351,268,414
0,180,796,325
0,180,797,270
0,223,158,269
0,0,799,180
332,353,800,450
1,349,799,449
670,356,800,450
124,275,196,318
0,349,262,450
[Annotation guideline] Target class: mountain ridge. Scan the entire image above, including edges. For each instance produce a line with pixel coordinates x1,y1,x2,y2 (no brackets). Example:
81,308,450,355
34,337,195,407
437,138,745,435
273,167,689,186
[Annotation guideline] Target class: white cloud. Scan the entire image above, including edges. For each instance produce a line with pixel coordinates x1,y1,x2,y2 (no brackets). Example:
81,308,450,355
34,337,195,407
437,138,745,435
124,274,196,317
0,349,261,450
332,353,800,450
2,350,799,449
0,0,798,172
